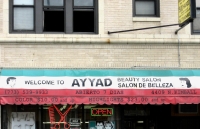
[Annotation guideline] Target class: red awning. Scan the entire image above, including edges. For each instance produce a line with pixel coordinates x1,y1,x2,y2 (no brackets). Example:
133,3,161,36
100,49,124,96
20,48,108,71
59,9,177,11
1,89,200,105
1,96,200,105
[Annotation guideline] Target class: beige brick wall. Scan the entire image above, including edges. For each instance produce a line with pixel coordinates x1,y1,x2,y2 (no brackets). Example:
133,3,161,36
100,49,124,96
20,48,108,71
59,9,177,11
160,0,179,34
104,0,163,34
1,43,200,69
0,0,3,33
104,0,180,34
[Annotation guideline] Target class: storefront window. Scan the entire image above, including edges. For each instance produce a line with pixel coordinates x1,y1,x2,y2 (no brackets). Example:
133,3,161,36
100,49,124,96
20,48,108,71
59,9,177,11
2,104,120,129
2,105,40,129
42,104,82,129
84,104,119,129
2,104,200,129
123,105,151,129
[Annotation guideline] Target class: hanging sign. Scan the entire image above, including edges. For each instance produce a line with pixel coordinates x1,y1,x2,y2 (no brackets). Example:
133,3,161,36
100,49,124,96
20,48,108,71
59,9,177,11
48,105,72,129
91,108,113,116
178,0,196,27
69,118,81,126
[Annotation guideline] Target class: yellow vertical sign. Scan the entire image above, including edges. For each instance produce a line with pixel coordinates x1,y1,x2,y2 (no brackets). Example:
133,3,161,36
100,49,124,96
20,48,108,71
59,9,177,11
178,0,191,24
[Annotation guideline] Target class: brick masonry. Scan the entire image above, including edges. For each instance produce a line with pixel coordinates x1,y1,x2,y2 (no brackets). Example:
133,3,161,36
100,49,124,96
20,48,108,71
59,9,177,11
0,0,2,33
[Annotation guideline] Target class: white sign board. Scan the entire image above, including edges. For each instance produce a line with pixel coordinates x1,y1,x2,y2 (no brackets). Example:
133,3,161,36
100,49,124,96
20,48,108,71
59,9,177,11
1,76,200,89
70,118,81,126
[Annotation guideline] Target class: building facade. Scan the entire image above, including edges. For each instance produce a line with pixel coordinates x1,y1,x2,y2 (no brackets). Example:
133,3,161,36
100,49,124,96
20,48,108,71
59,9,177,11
1,0,200,129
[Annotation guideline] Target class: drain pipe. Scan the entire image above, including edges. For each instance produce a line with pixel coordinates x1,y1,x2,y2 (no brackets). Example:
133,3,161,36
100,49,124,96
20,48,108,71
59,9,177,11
177,33,181,67
175,22,190,68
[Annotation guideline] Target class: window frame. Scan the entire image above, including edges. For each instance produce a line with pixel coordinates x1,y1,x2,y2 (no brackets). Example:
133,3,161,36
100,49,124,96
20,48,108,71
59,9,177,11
10,0,35,33
72,0,96,33
43,0,65,32
132,0,160,17
9,0,99,34
191,7,200,34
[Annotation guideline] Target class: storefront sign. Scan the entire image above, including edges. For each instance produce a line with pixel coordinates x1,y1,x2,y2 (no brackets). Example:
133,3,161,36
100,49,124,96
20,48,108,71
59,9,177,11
48,105,72,129
1,76,200,89
91,108,113,116
1,76,200,104
1,69,200,104
69,118,81,126
178,0,196,26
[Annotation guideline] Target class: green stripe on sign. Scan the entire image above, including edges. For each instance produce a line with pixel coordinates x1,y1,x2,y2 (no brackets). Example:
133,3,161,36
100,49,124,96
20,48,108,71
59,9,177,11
1,69,200,77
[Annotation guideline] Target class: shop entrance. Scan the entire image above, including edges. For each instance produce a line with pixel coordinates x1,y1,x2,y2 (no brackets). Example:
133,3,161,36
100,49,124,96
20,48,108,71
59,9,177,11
122,105,157,129
122,104,200,129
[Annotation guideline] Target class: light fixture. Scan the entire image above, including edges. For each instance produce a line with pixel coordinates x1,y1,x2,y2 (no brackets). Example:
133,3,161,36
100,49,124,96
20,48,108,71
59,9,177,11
137,121,144,124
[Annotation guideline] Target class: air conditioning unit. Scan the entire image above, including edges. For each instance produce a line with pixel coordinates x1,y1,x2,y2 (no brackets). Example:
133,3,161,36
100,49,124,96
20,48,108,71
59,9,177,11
179,104,198,113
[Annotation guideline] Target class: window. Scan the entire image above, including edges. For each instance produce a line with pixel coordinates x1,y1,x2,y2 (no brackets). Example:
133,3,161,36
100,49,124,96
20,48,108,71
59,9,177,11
43,0,64,32
133,0,160,17
9,0,98,34
12,0,34,31
2,104,119,129
73,0,95,32
192,0,200,34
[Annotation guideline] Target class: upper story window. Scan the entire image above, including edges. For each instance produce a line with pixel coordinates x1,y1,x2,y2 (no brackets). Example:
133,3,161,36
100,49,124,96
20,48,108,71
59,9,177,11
43,0,64,32
73,0,95,32
13,0,34,31
192,0,200,34
9,0,98,34
133,0,160,17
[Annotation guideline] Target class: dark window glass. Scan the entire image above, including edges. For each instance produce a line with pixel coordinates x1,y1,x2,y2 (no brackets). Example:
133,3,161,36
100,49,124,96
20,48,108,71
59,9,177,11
73,10,94,32
179,104,198,113
43,0,64,32
43,11,64,32
73,0,95,33
9,0,98,34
